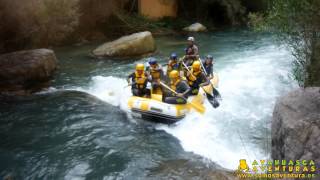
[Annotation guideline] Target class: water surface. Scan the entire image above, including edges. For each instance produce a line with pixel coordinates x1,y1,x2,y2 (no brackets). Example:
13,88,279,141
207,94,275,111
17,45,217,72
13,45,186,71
0,29,297,179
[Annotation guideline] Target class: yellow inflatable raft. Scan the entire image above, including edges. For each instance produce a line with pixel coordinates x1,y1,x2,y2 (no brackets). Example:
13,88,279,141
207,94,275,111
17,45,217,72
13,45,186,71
127,73,219,124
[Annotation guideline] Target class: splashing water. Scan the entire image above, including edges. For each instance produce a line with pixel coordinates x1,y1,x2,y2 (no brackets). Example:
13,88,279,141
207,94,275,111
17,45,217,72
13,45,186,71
77,40,296,170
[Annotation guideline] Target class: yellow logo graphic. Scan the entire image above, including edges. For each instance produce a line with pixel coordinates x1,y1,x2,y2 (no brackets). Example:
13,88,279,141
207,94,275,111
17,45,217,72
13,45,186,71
238,159,249,172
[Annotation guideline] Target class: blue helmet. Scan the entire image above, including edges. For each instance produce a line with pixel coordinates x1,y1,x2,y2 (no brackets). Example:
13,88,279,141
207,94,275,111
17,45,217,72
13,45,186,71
148,57,157,65
206,55,213,60
170,53,177,60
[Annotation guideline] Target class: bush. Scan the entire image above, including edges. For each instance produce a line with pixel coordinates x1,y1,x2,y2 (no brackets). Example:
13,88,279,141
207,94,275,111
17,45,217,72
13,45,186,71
254,0,320,87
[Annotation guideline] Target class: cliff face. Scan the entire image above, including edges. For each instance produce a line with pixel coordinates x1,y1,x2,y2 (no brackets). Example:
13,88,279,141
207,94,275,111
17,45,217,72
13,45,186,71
272,87,320,166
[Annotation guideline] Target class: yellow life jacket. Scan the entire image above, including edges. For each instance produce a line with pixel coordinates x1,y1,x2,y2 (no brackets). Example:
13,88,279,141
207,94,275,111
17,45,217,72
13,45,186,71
167,61,178,72
187,69,201,85
150,65,161,80
134,71,147,89
170,78,181,91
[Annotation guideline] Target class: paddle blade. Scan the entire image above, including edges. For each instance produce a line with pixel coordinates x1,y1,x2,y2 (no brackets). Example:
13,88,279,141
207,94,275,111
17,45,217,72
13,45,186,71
205,93,220,108
212,88,221,99
187,101,206,114
208,98,220,108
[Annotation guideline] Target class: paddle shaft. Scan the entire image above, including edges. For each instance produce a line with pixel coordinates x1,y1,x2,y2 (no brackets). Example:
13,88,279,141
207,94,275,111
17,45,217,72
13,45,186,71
159,82,182,97
159,81,205,113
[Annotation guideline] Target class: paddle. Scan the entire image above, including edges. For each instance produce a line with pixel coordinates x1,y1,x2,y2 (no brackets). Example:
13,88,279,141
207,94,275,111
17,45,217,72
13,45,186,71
199,58,221,99
159,81,205,114
181,62,220,108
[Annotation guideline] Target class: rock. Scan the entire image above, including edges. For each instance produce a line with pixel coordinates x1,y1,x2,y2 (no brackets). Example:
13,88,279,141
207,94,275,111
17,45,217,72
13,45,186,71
92,31,156,58
0,49,57,95
183,23,207,32
272,87,320,167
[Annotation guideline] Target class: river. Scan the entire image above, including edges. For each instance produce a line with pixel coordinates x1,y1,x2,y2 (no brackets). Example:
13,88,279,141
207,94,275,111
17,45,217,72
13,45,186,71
0,29,297,179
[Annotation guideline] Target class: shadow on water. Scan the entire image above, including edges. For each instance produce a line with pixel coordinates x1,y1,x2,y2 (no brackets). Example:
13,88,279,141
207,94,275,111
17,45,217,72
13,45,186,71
0,91,228,179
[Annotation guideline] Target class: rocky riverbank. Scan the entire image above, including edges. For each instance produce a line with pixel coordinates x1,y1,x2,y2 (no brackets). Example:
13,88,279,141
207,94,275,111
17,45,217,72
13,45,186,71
0,49,57,95
272,87,320,167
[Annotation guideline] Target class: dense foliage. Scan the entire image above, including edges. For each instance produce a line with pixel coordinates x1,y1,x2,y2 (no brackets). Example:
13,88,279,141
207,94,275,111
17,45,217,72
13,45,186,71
257,0,320,87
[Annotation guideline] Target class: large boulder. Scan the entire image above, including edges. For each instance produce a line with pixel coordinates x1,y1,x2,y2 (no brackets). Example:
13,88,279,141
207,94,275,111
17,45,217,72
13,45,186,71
183,23,207,32
92,31,156,58
0,49,57,95
272,87,320,167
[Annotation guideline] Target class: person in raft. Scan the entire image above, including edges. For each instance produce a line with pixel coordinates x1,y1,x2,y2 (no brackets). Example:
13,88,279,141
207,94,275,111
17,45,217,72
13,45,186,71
127,63,150,97
162,70,190,104
186,61,210,95
145,57,164,94
184,36,199,66
202,55,214,78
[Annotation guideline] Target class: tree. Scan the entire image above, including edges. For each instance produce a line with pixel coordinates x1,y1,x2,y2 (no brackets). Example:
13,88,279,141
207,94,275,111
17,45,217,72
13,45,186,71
262,0,320,87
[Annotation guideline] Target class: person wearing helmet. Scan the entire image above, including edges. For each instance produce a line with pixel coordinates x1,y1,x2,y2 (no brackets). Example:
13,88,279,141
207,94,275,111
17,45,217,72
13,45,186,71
127,63,150,97
162,70,190,104
203,55,214,78
166,53,180,76
184,36,199,66
186,61,210,95
146,57,164,94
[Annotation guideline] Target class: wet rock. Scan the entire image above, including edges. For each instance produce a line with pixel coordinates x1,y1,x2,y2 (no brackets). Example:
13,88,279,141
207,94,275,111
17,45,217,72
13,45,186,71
149,159,237,180
0,49,57,95
92,31,156,58
183,23,207,32
272,87,320,166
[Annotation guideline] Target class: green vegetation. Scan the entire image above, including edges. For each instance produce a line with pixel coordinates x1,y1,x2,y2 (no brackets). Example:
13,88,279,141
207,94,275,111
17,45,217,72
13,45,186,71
250,0,320,87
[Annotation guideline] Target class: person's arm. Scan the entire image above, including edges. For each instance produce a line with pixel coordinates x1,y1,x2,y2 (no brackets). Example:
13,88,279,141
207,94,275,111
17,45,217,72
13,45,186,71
193,45,199,56
127,73,134,84
209,66,214,78
199,72,210,87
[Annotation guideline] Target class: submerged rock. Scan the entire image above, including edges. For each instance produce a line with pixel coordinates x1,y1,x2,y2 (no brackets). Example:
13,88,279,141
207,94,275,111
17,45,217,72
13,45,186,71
272,87,320,166
183,23,207,32
92,31,156,58
0,49,57,95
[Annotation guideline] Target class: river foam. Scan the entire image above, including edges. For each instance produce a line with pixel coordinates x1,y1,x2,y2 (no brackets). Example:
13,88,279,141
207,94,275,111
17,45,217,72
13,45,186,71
78,42,296,170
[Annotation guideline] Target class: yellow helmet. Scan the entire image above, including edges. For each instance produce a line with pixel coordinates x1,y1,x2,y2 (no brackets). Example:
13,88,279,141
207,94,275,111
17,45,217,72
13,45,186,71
135,63,144,71
169,70,179,79
192,61,201,71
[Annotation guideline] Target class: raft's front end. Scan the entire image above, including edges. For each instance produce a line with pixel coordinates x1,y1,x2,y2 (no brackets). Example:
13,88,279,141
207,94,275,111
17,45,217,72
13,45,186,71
127,95,189,124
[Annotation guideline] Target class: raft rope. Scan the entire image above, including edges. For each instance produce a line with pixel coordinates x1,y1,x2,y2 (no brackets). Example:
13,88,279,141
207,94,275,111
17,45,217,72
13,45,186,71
236,129,254,164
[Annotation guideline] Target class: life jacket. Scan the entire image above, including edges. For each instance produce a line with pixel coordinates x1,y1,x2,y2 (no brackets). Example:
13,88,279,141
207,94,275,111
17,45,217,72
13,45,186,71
167,60,179,73
134,71,147,89
186,69,201,86
170,78,182,91
149,65,161,80
185,45,195,56
167,61,179,74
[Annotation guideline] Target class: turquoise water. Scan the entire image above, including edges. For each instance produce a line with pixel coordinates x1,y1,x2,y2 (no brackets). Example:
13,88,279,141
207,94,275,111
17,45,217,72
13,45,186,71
0,29,297,179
